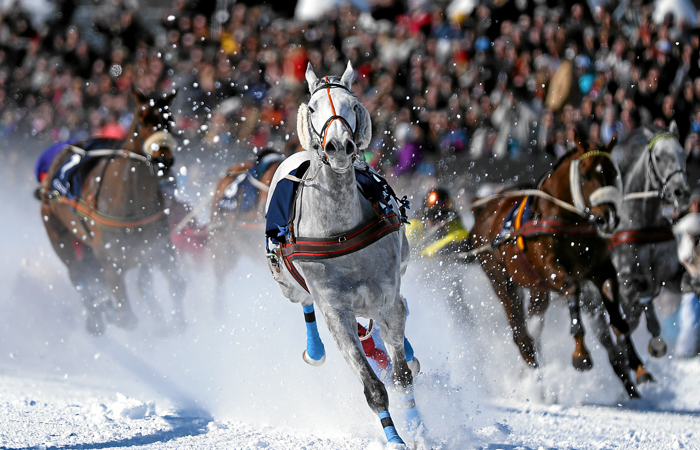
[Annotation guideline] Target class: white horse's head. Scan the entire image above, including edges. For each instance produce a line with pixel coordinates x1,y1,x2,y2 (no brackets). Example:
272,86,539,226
297,62,372,172
644,121,690,211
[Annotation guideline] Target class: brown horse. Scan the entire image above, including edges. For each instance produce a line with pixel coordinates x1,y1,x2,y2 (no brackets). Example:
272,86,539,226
471,135,640,398
208,149,284,313
40,88,184,336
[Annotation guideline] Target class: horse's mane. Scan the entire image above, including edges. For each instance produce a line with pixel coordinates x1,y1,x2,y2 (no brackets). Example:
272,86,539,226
613,124,666,175
551,146,580,172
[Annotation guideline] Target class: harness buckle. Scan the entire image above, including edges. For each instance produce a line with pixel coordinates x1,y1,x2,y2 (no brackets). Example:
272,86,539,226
338,235,347,243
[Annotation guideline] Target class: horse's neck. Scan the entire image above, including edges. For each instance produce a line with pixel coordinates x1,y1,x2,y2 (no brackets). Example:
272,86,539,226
538,160,579,221
123,120,144,155
619,152,669,228
98,158,163,215
297,164,370,237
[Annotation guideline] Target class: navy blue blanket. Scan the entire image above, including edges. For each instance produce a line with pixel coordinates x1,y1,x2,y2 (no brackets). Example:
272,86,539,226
49,138,122,199
265,164,401,245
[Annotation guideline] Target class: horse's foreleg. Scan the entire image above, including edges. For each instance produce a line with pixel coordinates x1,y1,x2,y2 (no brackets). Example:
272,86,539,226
603,273,654,385
159,247,187,333
302,303,326,366
563,278,592,371
488,265,539,368
43,209,110,335
379,296,422,436
587,297,640,398
641,296,667,357
136,264,165,322
317,303,402,444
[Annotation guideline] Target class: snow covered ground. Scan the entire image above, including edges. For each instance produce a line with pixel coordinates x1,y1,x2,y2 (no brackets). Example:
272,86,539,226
2,146,700,449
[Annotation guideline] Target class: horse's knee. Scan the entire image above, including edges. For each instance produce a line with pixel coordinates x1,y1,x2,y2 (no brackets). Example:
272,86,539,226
363,374,389,414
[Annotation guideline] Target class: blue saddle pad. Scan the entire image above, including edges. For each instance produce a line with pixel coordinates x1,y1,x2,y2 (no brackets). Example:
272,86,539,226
265,163,400,245
499,195,533,241
50,138,122,199
219,152,285,213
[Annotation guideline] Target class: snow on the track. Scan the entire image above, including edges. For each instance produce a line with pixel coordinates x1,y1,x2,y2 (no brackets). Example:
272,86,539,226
1,148,700,449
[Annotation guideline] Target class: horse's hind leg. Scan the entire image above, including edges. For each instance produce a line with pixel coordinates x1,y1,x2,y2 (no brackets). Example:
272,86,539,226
101,262,138,330
316,302,404,445
527,288,549,357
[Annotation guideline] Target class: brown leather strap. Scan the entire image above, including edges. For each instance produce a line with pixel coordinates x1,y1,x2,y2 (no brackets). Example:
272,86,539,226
56,195,165,228
608,227,675,250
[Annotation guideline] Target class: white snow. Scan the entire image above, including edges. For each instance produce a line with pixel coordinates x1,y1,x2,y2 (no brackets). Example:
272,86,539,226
2,149,700,449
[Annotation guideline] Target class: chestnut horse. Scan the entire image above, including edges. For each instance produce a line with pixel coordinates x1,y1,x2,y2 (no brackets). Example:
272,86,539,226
40,88,185,336
208,149,284,313
471,136,641,398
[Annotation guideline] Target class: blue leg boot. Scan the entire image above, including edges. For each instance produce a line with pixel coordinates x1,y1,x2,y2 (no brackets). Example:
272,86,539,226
405,337,420,375
379,411,405,445
302,304,326,366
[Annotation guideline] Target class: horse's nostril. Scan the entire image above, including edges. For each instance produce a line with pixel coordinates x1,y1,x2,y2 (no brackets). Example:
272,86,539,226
325,142,337,153
346,141,355,155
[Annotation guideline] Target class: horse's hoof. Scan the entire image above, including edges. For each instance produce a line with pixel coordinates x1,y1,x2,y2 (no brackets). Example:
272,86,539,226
627,384,642,399
105,306,139,330
171,311,187,335
84,311,105,337
407,357,421,375
302,349,326,366
648,336,667,358
572,355,593,372
635,366,655,385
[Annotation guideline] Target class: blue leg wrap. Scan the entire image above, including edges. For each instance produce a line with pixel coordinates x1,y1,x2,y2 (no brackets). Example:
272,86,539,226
400,393,421,432
404,337,414,362
303,304,325,361
379,410,404,444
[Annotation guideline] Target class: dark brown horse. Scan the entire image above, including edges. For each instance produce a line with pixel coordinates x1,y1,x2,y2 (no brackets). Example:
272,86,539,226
40,88,184,336
471,135,641,398
208,149,284,313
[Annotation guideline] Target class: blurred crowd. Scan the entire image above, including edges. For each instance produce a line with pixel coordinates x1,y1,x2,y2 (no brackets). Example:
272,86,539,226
2,0,700,175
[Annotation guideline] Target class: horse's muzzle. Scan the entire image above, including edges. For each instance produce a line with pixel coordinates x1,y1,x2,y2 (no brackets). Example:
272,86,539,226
593,204,619,235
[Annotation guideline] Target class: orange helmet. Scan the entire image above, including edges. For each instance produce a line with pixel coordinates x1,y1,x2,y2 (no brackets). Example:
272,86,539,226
424,187,452,221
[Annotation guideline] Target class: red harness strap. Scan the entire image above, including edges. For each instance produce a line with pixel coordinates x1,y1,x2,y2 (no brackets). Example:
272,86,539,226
608,227,675,250
280,213,402,293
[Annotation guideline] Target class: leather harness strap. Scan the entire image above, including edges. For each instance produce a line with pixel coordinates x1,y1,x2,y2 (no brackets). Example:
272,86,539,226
280,213,402,293
608,227,675,250
56,195,165,229
282,214,402,262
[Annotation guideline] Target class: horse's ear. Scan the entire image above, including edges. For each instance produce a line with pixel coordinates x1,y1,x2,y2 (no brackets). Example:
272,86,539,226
340,61,354,89
131,86,148,105
354,103,372,150
606,132,618,152
297,103,315,151
305,63,318,95
163,88,178,104
669,120,679,137
643,126,655,141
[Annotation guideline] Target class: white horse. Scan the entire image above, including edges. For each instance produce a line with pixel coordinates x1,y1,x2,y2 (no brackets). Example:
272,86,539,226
265,63,421,446
607,123,690,381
